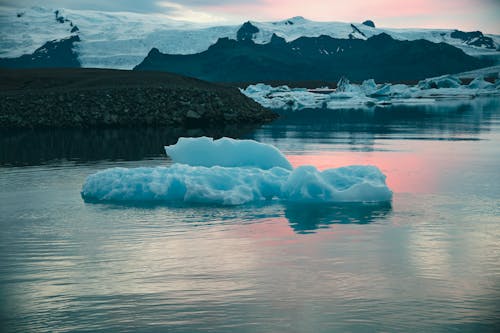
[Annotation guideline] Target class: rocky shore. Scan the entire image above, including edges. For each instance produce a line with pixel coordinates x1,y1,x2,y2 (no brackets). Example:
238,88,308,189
0,68,277,128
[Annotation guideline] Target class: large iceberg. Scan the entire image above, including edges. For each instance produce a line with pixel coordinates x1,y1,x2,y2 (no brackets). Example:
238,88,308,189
81,137,392,205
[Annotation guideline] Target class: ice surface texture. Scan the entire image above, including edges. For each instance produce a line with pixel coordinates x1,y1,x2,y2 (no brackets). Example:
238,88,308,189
81,137,392,205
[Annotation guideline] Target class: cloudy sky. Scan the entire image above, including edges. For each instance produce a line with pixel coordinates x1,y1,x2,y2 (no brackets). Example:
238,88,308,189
1,0,499,33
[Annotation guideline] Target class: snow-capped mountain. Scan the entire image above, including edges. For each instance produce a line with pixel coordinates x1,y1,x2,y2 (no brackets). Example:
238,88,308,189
1,6,499,71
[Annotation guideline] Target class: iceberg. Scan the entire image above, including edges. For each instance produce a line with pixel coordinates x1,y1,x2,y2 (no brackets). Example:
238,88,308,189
82,137,392,205
165,137,292,170
417,75,462,89
241,74,499,111
468,76,493,89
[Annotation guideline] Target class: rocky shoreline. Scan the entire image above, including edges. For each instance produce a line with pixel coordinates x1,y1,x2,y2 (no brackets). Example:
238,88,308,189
0,68,277,128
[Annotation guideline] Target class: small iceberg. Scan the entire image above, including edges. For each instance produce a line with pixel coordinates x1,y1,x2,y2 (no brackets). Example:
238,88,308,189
81,137,392,205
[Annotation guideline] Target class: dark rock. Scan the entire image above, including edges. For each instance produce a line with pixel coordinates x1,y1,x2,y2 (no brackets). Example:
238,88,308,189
71,25,79,33
270,33,286,45
0,68,277,129
362,20,375,28
237,21,259,41
0,35,81,68
450,30,496,49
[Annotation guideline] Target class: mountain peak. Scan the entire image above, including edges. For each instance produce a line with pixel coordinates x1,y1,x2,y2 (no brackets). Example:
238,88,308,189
277,16,309,25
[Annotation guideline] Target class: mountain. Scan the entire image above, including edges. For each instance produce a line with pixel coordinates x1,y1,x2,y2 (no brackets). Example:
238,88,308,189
134,33,488,82
0,35,80,68
1,7,499,70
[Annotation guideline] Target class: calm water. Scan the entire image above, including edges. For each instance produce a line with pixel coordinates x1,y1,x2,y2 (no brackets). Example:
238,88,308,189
1,98,500,332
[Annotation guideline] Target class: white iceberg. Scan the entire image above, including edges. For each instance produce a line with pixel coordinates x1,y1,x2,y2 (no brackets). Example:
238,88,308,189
81,137,392,205
165,136,293,170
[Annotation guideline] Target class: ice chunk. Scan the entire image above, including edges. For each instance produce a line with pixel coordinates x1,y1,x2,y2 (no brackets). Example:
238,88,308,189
468,76,493,89
336,77,362,94
82,138,392,205
361,79,377,95
165,137,293,170
417,75,462,89
81,164,288,205
369,84,391,97
282,165,392,202
81,164,391,205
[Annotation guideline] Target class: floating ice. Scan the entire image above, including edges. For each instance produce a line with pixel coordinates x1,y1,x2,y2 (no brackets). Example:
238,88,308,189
241,74,500,111
82,137,392,205
417,75,462,89
468,76,493,89
165,137,292,170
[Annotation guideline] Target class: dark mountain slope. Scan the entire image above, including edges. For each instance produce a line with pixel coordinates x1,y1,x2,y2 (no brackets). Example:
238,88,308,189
135,33,489,82
0,36,81,69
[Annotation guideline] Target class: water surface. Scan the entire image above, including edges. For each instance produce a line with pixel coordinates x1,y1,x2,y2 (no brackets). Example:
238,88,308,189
1,98,499,332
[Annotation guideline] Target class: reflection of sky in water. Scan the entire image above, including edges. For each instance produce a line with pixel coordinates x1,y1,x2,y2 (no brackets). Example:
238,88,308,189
1,98,500,331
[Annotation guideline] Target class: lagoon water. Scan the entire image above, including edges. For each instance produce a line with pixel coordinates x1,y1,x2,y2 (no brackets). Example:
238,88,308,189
1,98,500,332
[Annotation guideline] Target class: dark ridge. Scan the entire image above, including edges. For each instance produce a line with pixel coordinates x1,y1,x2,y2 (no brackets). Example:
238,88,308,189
0,68,277,128
135,33,489,83
450,30,496,49
237,21,260,41
0,35,81,69
270,33,287,45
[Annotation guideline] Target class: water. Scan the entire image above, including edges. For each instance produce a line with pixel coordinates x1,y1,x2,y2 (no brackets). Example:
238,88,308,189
1,98,500,332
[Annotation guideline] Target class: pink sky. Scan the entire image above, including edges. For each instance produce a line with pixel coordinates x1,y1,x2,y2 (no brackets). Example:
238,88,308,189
197,0,500,33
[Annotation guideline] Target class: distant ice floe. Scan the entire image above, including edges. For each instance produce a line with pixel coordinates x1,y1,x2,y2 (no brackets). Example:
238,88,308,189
241,75,500,111
81,137,392,205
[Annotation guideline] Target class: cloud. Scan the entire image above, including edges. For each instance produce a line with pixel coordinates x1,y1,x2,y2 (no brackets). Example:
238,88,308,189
156,1,224,22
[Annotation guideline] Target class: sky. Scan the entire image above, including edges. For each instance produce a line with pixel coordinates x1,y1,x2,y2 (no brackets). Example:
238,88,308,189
1,0,499,33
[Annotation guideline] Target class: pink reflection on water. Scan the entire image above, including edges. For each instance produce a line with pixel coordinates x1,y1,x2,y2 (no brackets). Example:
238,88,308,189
286,151,436,194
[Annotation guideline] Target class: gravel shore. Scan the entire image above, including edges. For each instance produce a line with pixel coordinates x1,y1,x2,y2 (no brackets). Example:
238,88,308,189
0,68,277,128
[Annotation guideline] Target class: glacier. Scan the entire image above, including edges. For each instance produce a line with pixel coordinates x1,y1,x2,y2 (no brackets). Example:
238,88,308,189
81,137,392,205
241,75,500,111
1,7,499,69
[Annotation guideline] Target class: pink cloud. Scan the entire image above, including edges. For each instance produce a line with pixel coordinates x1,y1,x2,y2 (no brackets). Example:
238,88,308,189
196,0,499,32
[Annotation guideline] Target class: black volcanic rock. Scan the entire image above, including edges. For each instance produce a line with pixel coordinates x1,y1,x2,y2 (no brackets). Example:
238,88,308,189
362,20,375,28
237,21,259,41
0,68,277,128
135,33,489,82
0,36,81,69
450,30,495,49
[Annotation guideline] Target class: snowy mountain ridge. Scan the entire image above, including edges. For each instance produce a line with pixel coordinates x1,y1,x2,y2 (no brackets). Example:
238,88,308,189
1,6,499,70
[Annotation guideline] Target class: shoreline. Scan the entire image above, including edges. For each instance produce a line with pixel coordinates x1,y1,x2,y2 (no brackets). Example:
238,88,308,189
0,68,277,128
